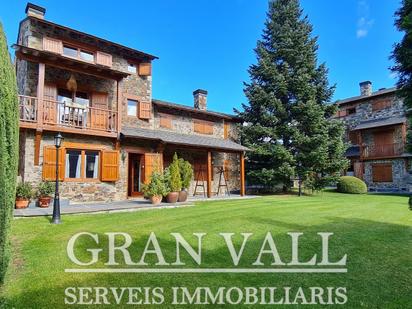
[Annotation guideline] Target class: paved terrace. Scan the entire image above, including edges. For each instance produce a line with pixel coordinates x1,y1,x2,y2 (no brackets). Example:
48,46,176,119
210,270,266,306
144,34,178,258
14,195,259,217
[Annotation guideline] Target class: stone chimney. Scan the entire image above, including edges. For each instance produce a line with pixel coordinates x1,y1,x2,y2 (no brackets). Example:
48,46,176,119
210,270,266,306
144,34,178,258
25,3,46,19
193,89,208,110
359,81,372,96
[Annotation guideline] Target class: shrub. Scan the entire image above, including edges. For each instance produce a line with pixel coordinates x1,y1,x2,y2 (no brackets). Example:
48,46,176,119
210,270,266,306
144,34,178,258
168,153,182,192
37,181,55,197
142,172,169,197
337,176,367,194
16,182,33,199
178,158,193,190
0,21,19,283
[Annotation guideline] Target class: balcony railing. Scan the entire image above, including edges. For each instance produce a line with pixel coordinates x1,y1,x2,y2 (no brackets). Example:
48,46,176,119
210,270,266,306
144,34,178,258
361,143,404,158
19,95,118,134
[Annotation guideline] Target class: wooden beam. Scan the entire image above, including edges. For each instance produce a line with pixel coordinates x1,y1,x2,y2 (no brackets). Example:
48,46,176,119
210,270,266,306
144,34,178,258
207,151,212,198
34,131,42,166
240,152,245,196
36,62,45,129
116,80,122,136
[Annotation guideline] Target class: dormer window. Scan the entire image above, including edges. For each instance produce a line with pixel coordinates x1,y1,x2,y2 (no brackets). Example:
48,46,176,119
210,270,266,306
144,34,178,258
127,63,137,74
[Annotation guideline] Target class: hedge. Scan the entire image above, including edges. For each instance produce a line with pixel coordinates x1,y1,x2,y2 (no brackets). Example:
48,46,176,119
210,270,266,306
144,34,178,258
0,22,19,283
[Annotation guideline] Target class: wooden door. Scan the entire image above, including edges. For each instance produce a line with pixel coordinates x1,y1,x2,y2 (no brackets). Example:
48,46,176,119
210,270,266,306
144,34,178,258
43,83,57,124
128,153,143,197
91,92,108,130
373,131,394,156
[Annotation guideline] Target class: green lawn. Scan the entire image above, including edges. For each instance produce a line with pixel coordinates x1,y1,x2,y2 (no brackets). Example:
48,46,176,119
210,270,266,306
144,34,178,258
1,192,411,308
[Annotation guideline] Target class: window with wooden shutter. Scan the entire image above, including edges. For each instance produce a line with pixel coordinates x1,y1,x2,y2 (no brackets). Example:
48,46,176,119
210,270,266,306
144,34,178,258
95,51,112,67
138,62,151,76
372,99,392,112
194,119,214,135
372,163,393,182
159,113,173,129
224,121,230,139
139,101,151,119
42,37,63,54
42,146,64,181
144,153,163,183
100,150,119,181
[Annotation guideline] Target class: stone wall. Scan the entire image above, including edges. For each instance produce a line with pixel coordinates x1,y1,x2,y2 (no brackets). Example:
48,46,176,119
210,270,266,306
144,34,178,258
363,159,409,192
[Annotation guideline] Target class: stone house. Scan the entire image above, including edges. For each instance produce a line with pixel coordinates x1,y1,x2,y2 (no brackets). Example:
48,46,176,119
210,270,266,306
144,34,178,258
15,3,247,203
335,81,410,192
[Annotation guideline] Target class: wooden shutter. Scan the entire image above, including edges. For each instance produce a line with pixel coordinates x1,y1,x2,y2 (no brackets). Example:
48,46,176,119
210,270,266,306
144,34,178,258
144,153,163,183
159,113,173,129
91,92,109,130
101,150,119,181
42,37,63,54
372,99,392,112
224,121,230,139
43,83,58,124
372,164,393,182
139,101,151,119
354,162,364,179
42,146,64,181
194,119,214,135
138,62,152,76
95,51,112,67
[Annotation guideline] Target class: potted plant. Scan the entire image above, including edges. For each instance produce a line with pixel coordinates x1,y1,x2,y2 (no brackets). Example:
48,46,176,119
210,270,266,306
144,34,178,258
37,181,55,208
166,153,182,203
178,158,193,202
142,172,169,205
15,182,33,209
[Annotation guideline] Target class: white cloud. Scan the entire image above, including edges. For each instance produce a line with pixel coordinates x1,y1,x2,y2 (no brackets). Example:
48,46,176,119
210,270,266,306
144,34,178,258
356,1,374,39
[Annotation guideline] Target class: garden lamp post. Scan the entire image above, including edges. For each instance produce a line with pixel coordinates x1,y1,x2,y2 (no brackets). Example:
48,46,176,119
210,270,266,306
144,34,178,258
52,132,63,224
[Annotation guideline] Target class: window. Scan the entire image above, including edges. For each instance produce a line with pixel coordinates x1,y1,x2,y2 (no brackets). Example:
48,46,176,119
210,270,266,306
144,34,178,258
65,149,100,180
63,44,95,62
347,108,356,115
372,99,392,112
63,45,78,58
127,63,137,73
127,99,138,116
85,151,99,179
159,113,173,129
65,150,82,179
75,91,90,107
194,119,214,135
57,88,73,104
372,163,393,182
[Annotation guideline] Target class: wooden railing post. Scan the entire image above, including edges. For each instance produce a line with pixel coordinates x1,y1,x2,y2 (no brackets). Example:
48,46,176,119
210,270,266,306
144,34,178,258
36,63,45,129
207,151,212,198
240,152,245,196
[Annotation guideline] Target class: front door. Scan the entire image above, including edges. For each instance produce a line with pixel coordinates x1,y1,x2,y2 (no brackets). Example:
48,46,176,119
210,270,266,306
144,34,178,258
128,153,144,197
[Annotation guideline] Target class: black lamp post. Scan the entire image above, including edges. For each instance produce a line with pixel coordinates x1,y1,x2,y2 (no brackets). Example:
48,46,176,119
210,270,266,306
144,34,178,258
52,132,63,224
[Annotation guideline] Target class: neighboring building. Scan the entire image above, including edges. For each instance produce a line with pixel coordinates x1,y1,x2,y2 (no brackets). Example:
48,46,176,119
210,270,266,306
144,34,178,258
15,3,247,203
335,81,410,192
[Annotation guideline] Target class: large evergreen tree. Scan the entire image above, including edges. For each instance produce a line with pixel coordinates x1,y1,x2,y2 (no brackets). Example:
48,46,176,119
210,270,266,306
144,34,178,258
0,22,19,283
237,0,347,191
391,0,412,150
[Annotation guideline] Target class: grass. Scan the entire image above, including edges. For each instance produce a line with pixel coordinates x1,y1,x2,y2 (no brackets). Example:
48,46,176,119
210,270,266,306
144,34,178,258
1,191,411,308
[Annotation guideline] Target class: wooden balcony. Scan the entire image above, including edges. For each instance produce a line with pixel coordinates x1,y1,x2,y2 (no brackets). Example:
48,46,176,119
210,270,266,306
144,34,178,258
361,143,404,159
19,95,118,137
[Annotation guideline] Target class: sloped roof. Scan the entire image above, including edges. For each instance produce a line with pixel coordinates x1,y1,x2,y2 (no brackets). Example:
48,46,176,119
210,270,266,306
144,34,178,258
351,116,406,131
152,99,241,121
336,87,397,106
121,127,249,152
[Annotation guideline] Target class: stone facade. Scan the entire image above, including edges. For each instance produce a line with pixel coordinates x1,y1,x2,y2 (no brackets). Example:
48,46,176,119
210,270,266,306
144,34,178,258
16,10,245,203
337,84,411,192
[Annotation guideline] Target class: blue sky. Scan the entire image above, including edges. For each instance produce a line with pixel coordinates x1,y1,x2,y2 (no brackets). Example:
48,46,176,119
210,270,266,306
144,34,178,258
0,0,402,113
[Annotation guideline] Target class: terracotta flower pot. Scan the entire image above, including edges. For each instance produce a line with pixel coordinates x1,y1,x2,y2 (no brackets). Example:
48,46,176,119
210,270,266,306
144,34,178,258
178,190,188,202
150,195,162,205
15,198,30,209
166,192,179,203
38,196,52,208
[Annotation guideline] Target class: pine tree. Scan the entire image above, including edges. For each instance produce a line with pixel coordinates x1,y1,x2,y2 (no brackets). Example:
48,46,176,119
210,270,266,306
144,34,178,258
237,0,347,192
391,0,412,151
0,22,19,283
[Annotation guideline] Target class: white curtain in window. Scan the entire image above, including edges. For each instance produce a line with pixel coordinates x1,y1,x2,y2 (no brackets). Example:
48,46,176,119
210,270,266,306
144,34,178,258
93,155,99,179
65,153,70,178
